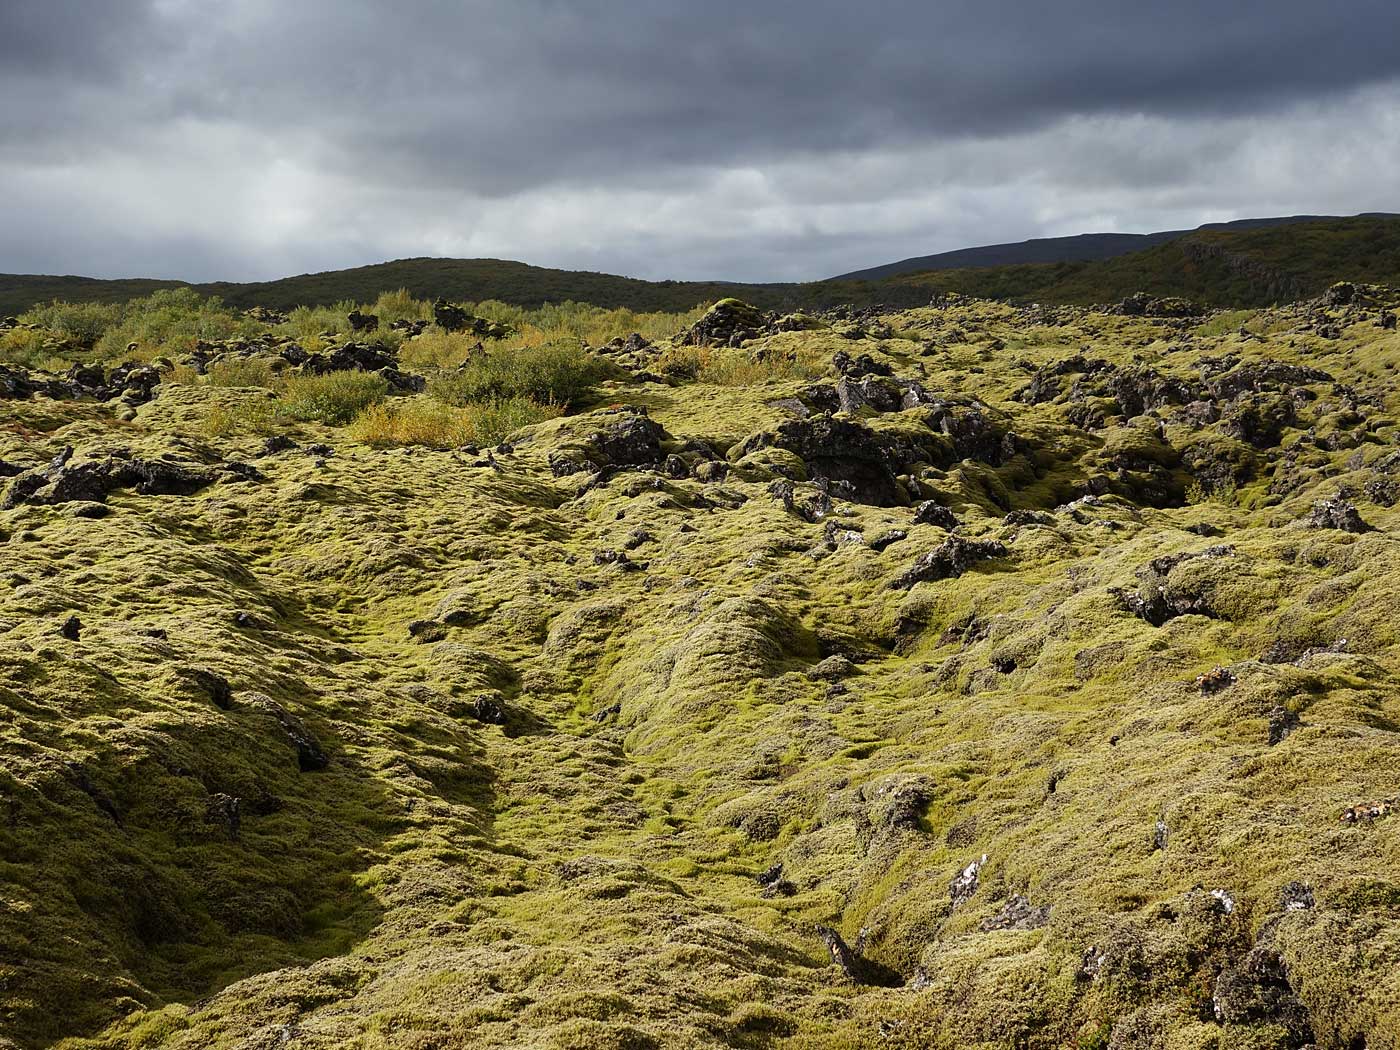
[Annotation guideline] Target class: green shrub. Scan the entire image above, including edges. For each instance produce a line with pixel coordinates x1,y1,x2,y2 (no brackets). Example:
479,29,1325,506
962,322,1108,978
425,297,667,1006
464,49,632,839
428,341,602,407
18,300,126,349
278,301,360,344
280,372,389,424
398,329,477,369
93,289,260,360
0,327,60,369
461,396,566,444
204,357,276,388
655,343,827,385
370,288,432,325
277,300,409,352
203,398,280,437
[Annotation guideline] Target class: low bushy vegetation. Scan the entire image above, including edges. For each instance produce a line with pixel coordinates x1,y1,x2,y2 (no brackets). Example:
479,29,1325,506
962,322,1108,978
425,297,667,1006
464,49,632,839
18,299,126,348
275,299,410,350
279,371,389,424
203,357,277,388
657,342,828,385
94,289,262,359
0,326,61,370
428,340,604,407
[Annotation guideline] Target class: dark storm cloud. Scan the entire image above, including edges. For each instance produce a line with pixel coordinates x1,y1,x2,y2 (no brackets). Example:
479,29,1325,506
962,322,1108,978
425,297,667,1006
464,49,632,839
1,0,1398,281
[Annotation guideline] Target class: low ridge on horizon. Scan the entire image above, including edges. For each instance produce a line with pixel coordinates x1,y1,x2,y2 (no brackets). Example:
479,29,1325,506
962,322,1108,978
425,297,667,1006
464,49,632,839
830,212,1400,282
4,213,1400,317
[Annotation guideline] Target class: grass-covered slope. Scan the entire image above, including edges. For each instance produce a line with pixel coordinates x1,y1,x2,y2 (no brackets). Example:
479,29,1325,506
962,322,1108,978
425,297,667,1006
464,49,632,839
1,283,1399,1049
0,261,885,318
6,215,1400,318
888,216,1400,307
830,213,1385,282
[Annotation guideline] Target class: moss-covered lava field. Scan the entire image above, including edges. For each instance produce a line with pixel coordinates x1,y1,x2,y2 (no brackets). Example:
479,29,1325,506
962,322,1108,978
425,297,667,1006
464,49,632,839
1,285,1398,1049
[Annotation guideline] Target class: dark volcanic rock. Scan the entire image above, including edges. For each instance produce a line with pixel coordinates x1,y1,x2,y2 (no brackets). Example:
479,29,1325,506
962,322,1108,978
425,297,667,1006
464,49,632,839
923,400,1019,465
889,536,1008,589
3,449,257,510
1208,361,1333,401
836,374,904,414
467,695,507,725
1104,366,1200,416
205,793,242,840
679,299,768,347
763,417,904,506
585,412,667,468
0,360,163,406
298,341,423,392
813,925,902,987
1212,943,1314,1047
1305,497,1370,532
1111,546,1234,626
243,693,329,772
914,501,960,528
1015,355,1113,406
433,298,472,332
980,894,1051,932
1115,292,1203,318
769,479,834,523
260,435,299,457
188,668,233,709
831,350,893,378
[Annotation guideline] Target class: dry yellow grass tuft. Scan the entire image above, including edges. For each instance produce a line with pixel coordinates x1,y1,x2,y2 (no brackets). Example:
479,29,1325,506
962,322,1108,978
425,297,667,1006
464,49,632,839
348,396,563,448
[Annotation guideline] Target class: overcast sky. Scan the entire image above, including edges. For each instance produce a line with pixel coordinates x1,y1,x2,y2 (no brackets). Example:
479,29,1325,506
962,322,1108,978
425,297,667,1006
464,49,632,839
3,0,1399,283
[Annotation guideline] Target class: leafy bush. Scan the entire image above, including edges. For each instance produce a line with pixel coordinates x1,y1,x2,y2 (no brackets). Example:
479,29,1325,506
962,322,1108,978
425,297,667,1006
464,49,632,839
18,300,126,349
203,398,280,437
348,397,561,448
94,289,260,360
428,341,603,407
278,301,360,345
370,288,432,325
398,329,478,369
0,327,60,369
277,291,425,343
280,372,389,424
204,357,277,387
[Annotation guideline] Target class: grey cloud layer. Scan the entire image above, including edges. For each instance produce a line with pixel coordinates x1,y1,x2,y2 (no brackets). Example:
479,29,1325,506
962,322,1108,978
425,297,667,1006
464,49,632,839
2,0,1398,282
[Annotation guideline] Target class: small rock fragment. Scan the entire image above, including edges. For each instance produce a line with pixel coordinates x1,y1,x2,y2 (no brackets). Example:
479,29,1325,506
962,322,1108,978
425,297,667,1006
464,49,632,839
1279,881,1314,911
407,619,448,643
979,894,1050,932
1341,798,1395,824
1196,666,1236,693
205,793,242,839
950,854,985,909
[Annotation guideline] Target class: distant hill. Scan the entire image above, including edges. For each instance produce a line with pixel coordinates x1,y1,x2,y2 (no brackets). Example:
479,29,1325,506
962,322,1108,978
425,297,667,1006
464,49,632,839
878,214,1400,307
832,214,1398,281
0,261,778,317
0,274,188,315
3,214,1398,317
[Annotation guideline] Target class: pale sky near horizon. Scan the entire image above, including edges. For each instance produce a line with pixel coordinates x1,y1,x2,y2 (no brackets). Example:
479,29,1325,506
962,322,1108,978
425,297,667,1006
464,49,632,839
3,0,1399,283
